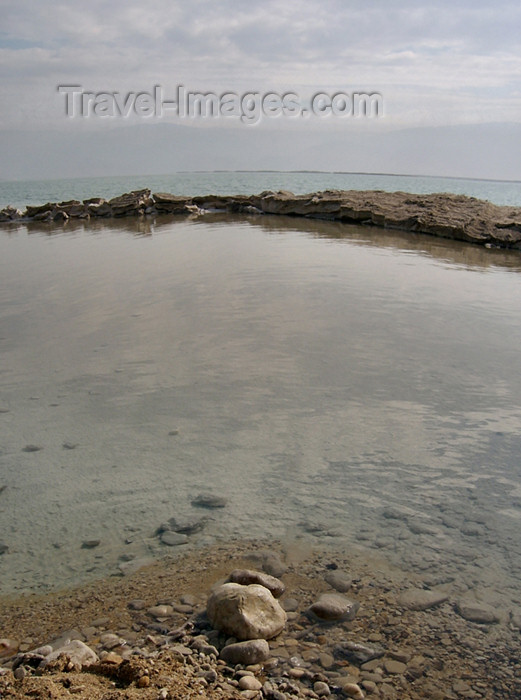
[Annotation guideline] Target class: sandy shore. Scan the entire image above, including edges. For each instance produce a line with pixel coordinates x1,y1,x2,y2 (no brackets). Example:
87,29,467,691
1,540,519,699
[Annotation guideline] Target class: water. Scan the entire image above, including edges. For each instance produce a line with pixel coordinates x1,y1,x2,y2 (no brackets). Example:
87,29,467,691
1,210,521,610
0,171,520,211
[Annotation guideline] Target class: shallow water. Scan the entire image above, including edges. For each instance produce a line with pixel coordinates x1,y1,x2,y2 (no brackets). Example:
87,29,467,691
0,214,520,609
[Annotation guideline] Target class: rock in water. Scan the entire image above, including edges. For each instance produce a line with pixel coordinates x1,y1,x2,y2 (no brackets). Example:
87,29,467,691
324,570,352,593
309,593,360,621
228,569,285,598
160,531,188,546
334,641,385,665
455,600,500,624
398,588,448,611
191,493,227,508
219,639,270,665
207,582,286,640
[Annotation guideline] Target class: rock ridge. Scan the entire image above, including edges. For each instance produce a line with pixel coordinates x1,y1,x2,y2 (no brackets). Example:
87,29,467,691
1,188,521,249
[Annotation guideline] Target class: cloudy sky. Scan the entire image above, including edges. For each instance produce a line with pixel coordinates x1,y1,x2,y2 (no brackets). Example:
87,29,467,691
1,0,520,179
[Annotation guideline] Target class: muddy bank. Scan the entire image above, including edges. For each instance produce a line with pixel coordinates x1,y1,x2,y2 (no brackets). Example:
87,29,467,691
0,541,520,699
1,189,521,249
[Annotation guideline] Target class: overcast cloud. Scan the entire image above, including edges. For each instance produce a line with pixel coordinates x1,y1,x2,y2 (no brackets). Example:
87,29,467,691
1,0,520,178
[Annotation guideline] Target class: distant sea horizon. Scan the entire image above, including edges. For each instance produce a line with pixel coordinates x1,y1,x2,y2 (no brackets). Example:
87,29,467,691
1,170,520,210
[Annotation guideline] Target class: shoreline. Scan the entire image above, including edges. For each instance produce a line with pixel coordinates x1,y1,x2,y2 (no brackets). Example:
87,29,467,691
1,539,520,699
1,188,521,249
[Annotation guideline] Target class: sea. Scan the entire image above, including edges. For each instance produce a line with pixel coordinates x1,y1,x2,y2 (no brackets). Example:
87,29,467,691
0,171,520,615
0,170,520,210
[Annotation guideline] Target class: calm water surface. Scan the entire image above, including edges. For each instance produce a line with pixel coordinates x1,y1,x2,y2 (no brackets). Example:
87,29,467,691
0,214,520,610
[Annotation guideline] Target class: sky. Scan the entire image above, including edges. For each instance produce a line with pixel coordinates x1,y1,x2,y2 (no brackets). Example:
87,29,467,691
1,0,520,180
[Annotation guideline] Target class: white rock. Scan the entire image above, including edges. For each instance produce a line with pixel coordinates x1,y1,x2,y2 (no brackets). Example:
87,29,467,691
207,582,286,640
39,640,98,669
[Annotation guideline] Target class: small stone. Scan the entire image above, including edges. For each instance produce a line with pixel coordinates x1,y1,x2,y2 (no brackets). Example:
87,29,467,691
160,531,188,546
228,569,285,598
247,550,287,578
191,493,227,508
281,598,299,612
100,633,123,650
40,640,98,669
102,651,123,665
334,641,385,665
220,639,270,665
455,600,499,624
170,517,208,535
0,638,18,658
314,680,331,696
14,666,27,680
147,605,173,618
239,676,262,691
324,570,352,593
168,429,179,435
62,442,78,450
22,444,42,452
128,599,146,610
137,675,150,688
309,593,360,621
0,543,8,555
384,658,406,674
344,683,365,699
398,588,448,611
82,539,100,549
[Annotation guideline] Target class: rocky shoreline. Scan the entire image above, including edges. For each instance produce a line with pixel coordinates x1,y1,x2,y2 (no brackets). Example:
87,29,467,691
0,541,520,699
1,189,521,249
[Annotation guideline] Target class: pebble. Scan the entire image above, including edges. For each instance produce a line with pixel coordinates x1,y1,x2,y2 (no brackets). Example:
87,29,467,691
248,550,287,578
147,605,173,618
324,570,352,593
239,675,262,691
343,683,365,699
398,588,448,611
62,441,78,449
220,639,270,665
309,593,360,621
455,600,500,624
160,531,188,546
191,493,227,508
281,597,299,612
22,444,42,452
383,658,406,674
313,680,330,696
100,633,123,649
334,641,385,665
228,568,285,598
0,639,18,658
0,543,8,555
82,540,100,549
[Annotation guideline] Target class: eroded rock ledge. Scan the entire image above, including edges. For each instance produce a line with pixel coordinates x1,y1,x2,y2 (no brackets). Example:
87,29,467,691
2,188,521,249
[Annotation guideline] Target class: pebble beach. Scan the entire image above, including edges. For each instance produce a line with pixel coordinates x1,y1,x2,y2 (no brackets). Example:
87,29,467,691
1,539,520,699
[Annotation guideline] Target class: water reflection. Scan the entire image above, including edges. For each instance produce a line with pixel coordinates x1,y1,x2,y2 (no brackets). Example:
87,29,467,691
0,216,520,606
11,211,521,272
